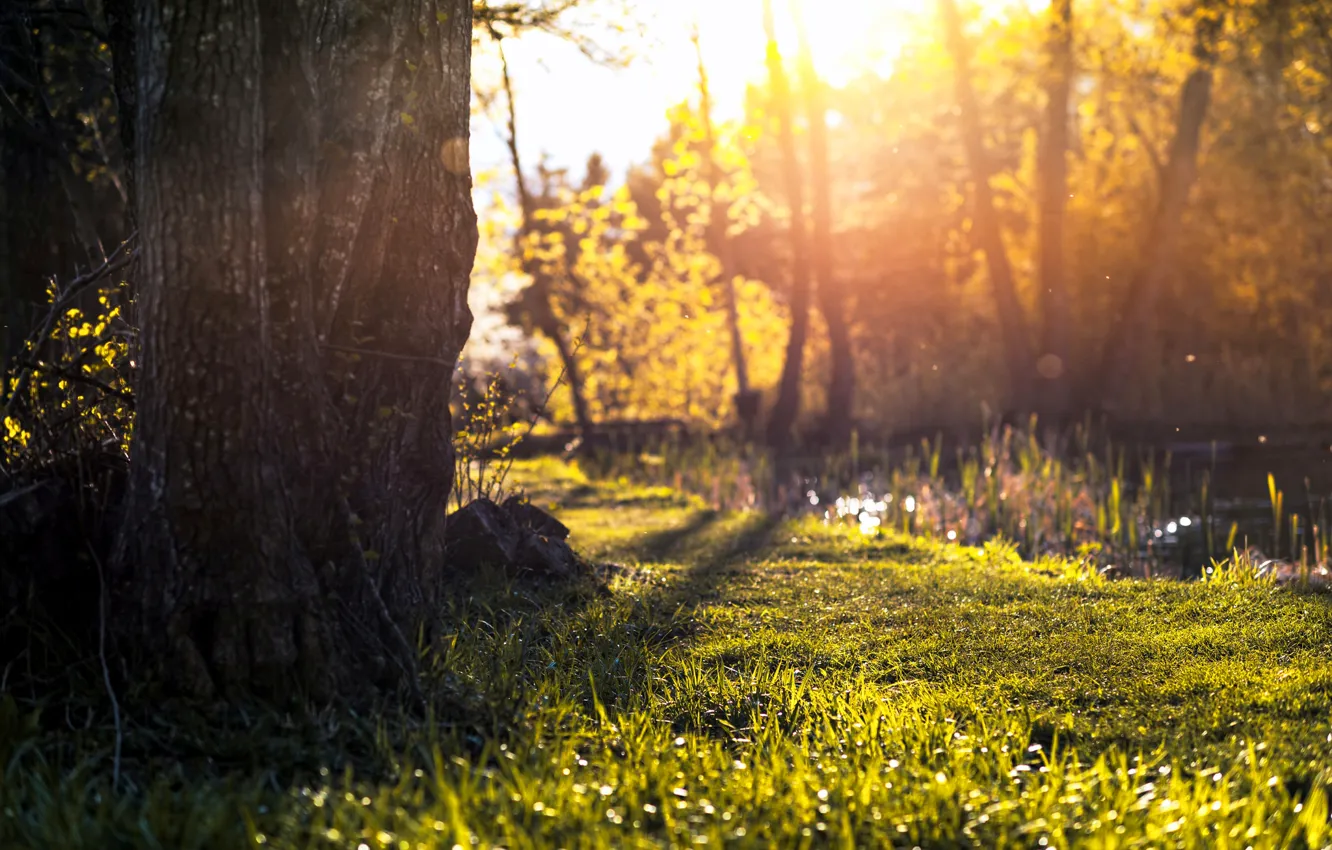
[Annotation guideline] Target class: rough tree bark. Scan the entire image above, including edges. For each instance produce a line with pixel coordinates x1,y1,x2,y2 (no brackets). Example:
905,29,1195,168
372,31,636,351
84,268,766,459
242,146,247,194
693,33,758,437
792,5,855,447
1091,9,1220,411
940,0,1037,414
1036,0,1073,422
762,0,814,451
118,0,477,699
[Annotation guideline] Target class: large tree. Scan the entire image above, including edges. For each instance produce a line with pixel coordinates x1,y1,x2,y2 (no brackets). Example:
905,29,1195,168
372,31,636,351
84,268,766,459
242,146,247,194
117,0,478,698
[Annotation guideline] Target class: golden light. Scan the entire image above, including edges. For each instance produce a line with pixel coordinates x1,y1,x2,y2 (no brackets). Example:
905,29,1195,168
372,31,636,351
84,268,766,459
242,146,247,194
469,0,1050,179
672,0,924,94
674,0,1041,93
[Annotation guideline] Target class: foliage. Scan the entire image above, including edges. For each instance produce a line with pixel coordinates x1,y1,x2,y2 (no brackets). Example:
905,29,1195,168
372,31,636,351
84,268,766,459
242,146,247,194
452,351,569,509
473,0,1332,435
452,364,529,509
804,0,1332,427
5,460,1332,847
1,270,134,473
516,119,788,426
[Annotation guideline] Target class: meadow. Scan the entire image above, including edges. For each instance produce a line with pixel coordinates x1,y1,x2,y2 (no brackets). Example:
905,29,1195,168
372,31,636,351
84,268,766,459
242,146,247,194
5,458,1332,849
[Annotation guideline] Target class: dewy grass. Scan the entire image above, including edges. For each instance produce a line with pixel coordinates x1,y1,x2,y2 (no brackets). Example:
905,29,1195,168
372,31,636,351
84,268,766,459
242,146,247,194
4,459,1332,848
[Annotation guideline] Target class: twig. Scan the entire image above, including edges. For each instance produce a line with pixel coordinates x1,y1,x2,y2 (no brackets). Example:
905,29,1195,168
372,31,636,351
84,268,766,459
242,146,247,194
497,339,579,471
88,542,123,791
452,339,579,510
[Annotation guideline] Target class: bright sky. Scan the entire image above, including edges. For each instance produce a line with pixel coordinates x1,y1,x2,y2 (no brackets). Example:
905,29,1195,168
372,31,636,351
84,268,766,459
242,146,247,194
470,0,939,180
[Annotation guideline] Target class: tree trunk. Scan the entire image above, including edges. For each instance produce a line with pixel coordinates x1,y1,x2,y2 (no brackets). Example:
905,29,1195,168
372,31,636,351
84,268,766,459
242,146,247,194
793,7,855,447
693,33,758,438
940,0,1037,414
762,0,814,451
546,319,594,438
118,0,477,699
1090,11,1220,412
1036,0,1073,422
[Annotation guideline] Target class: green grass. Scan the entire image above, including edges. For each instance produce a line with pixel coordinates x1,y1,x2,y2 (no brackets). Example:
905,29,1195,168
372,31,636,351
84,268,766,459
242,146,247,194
5,458,1332,848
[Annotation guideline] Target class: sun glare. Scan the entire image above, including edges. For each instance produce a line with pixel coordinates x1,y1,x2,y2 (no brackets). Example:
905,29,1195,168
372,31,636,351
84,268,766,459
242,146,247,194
471,0,1046,178
675,0,1038,92
664,0,927,96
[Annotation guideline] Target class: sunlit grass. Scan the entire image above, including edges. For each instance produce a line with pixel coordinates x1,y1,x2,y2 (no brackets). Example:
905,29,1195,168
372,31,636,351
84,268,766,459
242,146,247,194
582,420,1332,583
4,458,1332,848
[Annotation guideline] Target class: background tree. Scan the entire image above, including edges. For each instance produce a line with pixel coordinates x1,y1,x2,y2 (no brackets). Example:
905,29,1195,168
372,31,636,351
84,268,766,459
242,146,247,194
940,0,1038,415
1035,0,1073,419
1091,2,1222,412
793,2,856,446
694,31,759,436
761,0,814,450
489,40,596,438
520,135,787,426
0,1,130,374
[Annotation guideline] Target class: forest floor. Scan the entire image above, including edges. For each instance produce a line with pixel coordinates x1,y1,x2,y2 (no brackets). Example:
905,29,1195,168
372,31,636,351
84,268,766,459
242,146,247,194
5,457,1332,848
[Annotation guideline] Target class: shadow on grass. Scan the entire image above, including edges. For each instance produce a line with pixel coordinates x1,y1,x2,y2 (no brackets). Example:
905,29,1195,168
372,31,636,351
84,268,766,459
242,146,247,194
629,509,722,562
558,483,599,507
678,512,784,604
629,509,786,611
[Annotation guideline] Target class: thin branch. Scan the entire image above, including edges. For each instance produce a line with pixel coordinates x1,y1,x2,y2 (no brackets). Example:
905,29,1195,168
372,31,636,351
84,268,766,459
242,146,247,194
1124,112,1166,186
489,336,579,493
14,360,134,407
692,28,752,405
496,39,533,219
88,542,123,791
475,1,628,67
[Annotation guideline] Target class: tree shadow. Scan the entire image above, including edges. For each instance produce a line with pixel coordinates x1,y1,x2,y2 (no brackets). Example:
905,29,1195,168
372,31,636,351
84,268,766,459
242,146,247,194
666,511,785,606
628,509,722,562
628,509,786,610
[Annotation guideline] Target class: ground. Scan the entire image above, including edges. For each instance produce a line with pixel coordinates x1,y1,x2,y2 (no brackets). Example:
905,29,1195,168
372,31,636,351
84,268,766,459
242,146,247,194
4,458,1332,848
